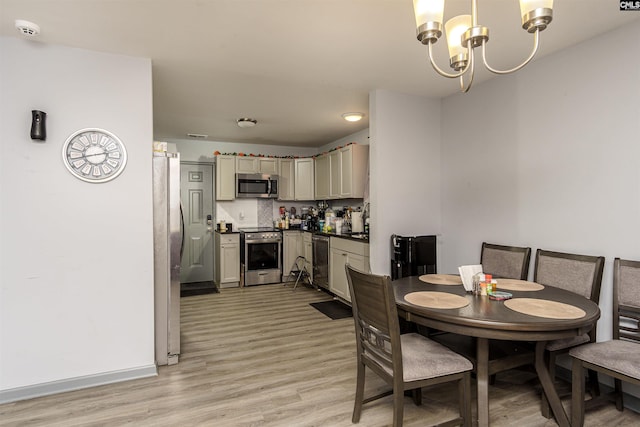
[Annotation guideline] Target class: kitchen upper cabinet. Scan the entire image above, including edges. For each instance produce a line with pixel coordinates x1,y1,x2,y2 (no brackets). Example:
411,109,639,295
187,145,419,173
216,155,236,201
236,156,257,174
314,154,330,200
236,156,278,174
258,158,278,174
215,232,240,288
314,144,369,200
278,158,295,201
329,237,369,303
329,150,341,198
294,158,315,201
336,144,369,199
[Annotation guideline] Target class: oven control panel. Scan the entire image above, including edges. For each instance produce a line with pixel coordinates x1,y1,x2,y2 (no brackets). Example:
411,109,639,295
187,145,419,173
244,232,282,241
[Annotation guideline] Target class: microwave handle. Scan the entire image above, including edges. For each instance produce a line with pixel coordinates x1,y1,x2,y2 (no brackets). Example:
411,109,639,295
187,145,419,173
267,179,272,195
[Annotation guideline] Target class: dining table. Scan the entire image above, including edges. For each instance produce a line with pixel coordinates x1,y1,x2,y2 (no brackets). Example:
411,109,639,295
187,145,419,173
393,274,600,427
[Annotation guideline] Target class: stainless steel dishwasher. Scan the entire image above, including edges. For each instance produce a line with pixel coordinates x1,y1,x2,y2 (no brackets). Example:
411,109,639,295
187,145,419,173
312,234,329,289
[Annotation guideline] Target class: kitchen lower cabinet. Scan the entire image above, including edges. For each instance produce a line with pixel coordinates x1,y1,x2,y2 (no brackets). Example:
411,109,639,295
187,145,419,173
303,232,313,278
215,232,240,288
329,237,369,302
282,230,303,279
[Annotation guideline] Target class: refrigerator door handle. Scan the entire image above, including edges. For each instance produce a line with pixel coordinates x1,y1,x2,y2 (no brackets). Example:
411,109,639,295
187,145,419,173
180,202,185,260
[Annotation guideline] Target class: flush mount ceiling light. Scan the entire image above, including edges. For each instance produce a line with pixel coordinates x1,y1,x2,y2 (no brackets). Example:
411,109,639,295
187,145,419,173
412,0,553,93
15,19,40,37
342,112,364,122
237,118,257,128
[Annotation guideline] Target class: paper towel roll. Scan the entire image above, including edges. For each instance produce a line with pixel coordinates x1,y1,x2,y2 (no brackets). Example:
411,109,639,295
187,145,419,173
351,212,363,233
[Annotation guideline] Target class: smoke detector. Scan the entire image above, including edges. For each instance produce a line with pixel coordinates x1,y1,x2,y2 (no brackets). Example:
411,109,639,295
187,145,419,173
15,20,40,37
237,118,257,128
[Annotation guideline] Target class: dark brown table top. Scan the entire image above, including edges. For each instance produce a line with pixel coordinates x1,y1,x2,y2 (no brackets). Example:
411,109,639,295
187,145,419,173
393,275,601,341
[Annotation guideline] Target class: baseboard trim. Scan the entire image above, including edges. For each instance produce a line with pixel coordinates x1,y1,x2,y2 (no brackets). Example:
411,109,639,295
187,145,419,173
0,364,157,404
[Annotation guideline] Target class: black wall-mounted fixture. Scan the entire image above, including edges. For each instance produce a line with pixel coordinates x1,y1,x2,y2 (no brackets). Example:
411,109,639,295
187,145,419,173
30,110,46,141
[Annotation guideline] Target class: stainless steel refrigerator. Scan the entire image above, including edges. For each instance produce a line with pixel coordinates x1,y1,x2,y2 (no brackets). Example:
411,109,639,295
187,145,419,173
153,152,182,365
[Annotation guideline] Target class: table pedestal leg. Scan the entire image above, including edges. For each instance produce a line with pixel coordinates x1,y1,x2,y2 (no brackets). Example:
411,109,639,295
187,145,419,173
476,337,489,427
535,341,569,427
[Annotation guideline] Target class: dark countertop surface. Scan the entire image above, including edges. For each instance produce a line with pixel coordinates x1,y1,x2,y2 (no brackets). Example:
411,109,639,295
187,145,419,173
284,229,369,242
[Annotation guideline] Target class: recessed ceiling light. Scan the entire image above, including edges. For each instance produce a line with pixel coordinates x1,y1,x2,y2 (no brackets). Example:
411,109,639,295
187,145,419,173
187,133,208,139
15,19,40,37
342,112,364,122
237,118,257,128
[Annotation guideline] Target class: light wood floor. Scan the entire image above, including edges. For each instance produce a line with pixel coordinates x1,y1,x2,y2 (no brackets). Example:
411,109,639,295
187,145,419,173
2,283,639,426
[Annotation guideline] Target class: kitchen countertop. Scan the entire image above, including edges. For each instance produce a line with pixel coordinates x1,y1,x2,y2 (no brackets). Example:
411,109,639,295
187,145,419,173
283,229,369,242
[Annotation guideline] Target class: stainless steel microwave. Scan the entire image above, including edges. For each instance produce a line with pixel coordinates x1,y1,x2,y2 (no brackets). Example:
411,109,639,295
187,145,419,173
236,173,279,198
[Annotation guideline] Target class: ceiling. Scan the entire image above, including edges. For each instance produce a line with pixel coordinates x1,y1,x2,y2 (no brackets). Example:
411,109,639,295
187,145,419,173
1,1,638,148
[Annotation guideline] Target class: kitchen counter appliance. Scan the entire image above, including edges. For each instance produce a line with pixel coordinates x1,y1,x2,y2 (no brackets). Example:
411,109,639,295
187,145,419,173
312,234,329,289
240,228,282,286
236,173,278,198
391,234,437,280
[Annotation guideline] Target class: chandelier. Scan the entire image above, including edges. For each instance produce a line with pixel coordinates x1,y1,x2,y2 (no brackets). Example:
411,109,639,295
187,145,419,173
412,0,553,92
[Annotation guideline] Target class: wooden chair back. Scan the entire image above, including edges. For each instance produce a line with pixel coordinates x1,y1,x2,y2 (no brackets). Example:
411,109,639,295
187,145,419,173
481,242,531,280
614,258,640,342
345,264,402,380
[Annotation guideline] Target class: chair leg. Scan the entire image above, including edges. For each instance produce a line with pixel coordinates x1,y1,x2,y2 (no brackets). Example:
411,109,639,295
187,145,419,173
614,378,624,411
571,359,586,427
460,373,472,427
352,361,365,423
411,388,422,406
540,351,556,419
587,368,600,398
393,385,405,427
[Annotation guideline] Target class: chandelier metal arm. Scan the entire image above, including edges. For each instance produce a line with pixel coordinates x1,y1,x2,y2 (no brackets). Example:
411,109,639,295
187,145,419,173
460,48,475,93
427,41,469,79
481,29,541,75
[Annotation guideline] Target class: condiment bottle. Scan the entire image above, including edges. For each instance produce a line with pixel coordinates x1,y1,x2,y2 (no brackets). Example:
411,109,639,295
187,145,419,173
472,273,484,296
491,279,497,294
484,274,493,295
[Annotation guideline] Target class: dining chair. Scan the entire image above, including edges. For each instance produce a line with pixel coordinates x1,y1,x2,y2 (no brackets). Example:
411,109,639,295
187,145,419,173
570,258,640,427
533,249,605,419
345,264,473,427
480,242,532,280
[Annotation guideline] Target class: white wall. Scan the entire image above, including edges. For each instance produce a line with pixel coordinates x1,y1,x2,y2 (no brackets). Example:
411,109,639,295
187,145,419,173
369,90,442,275
318,127,369,152
440,21,640,344
0,37,155,399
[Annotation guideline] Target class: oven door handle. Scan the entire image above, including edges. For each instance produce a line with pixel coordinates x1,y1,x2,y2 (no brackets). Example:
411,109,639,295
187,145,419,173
245,239,282,244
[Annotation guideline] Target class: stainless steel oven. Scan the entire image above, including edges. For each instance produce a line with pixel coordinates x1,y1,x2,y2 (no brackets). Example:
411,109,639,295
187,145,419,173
240,228,282,286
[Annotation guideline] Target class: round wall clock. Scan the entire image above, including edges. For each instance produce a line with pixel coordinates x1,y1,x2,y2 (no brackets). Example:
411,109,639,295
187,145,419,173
62,128,127,183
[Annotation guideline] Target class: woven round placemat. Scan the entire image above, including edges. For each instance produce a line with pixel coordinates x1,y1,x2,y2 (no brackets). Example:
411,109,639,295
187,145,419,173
504,298,586,319
496,279,544,292
418,274,463,286
404,291,470,309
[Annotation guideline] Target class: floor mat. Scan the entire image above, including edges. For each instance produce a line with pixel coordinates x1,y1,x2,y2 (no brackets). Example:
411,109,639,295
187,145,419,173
310,300,352,320
180,282,219,297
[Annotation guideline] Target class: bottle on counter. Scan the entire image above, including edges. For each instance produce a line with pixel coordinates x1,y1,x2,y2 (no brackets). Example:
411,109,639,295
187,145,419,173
484,274,493,295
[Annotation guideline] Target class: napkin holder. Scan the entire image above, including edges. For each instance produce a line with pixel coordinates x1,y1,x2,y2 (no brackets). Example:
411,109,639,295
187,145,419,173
458,264,483,292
